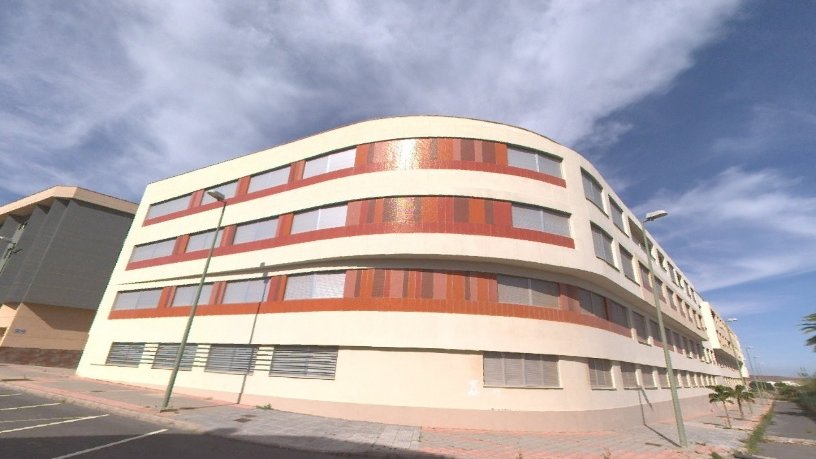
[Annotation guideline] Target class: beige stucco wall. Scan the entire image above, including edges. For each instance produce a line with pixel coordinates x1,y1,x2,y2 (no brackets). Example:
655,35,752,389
0,303,94,350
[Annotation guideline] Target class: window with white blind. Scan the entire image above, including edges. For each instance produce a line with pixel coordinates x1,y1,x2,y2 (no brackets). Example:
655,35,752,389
185,228,224,253
506,146,562,178
632,312,648,343
609,199,626,232
233,218,278,244
222,279,268,304
497,275,559,308
578,289,607,320
483,352,560,388
106,342,145,367
112,289,162,311
130,239,176,262
152,343,197,370
171,284,214,307
621,362,639,388
511,204,570,237
205,345,257,374
591,224,615,266
248,166,290,193
658,368,670,388
202,180,239,204
581,170,605,211
291,204,348,234
284,272,346,300
588,358,614,389
641,365,657,388
303,148,355,179
607,300,630,328
270,346,338,379
146,194,191,219
620,247,636,280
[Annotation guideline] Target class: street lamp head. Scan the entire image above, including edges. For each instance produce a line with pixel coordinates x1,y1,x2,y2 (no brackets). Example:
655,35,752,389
644,210,669,222
206,190,226,202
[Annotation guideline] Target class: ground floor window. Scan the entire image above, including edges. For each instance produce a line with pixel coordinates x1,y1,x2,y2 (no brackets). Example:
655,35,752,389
152,343,198,370
588,358,614,389
483,352,560,388
270,346,338,379
205,345,258,374
105,342,145,367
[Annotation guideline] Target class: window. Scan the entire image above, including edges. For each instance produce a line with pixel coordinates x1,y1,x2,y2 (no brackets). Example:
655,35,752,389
621,362,639,388
506,146,562,178
639,264,652,290
130,239,176,262
654,278,665,300
641,365,657,388
284,272,346,300
112,289,162,311
223,279,268,304
607,301,630,328
202,180,238,204
171,284,214,307
581,170,604,211
591,225,615,266
578,289,607,319
270,346,338,379
658,368,669,388
185,229,224,253
588,358,614,389
303,148,355,179
620,247,636,280
248,166,290,193
205,345,257,374
152,344,197,370
650,320,661,344
146,194,192,219
609,199,626,232
291,204,348,234
106,343,145,367
511,204,570,237
632,312,648,343
497,275,559,308
483,352,559,388
234,218,278,244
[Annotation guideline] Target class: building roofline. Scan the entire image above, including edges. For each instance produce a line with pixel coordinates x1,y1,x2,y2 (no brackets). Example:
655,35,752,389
0,186,138,223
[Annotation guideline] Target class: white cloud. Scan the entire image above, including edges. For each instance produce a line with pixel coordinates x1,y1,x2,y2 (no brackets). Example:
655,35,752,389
636,167,816,291
0,0,741,202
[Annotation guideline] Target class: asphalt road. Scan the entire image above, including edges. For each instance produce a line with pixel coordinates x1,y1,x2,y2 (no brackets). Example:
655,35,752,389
0,388,336,459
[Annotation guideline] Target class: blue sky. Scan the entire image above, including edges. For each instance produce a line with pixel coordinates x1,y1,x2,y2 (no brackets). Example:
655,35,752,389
1,1,813,376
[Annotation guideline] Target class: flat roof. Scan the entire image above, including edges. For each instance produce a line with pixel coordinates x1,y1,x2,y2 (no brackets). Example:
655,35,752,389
0,186,138,224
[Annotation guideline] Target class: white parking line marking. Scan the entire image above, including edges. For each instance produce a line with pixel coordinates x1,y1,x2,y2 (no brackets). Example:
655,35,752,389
0,393,22,397
0,414,108,434
0,416,83,424
51,428,168,458
0,402,62,411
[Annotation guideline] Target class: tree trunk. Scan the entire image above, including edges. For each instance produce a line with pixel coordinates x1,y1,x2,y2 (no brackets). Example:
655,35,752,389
737,399,744,419
722,401,732,428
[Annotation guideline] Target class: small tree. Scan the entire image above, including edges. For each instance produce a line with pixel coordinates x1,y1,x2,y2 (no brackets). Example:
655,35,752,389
731,385,755,418
802,312,816,351
709,385,734,427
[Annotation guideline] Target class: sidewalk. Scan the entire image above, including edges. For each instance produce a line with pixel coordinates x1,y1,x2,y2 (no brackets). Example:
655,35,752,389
757,400,816,459
0,363,771,458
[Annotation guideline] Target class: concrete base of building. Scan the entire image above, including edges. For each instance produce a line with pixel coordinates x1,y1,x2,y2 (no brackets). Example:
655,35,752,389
158,382,712,432
0,347,83,368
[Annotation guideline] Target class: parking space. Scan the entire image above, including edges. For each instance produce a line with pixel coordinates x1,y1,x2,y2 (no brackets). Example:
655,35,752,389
0,388,334,458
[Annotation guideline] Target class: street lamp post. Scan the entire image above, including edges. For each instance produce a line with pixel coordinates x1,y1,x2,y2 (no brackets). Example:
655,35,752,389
642,210,687,447
160,190,227,411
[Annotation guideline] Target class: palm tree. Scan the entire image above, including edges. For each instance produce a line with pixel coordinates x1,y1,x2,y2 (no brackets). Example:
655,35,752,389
708,385,734,428
731,385,755,418
803,312,816,350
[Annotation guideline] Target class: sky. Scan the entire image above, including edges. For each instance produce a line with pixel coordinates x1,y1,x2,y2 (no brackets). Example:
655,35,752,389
1,0,814,376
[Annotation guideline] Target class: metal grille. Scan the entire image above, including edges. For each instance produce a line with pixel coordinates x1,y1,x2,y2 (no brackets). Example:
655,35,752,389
270,346,338,379
152,343,198,370
106,343,145,367
483,352,559,388
205,345,258,374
